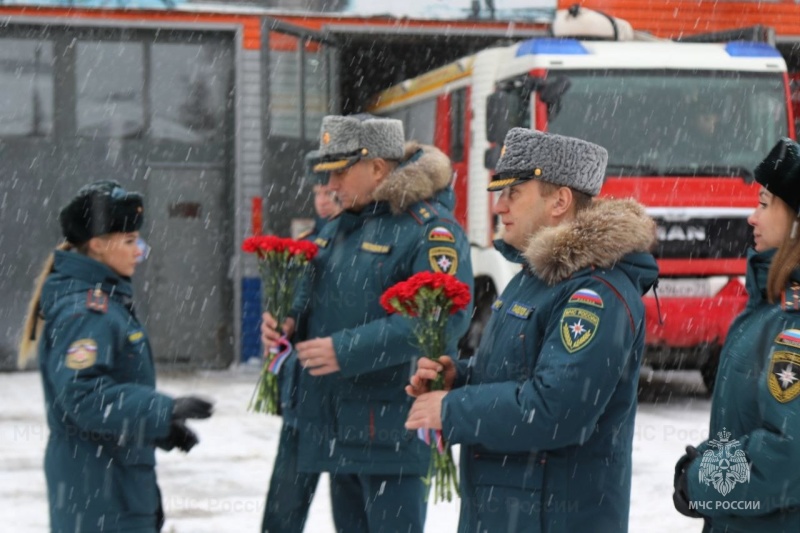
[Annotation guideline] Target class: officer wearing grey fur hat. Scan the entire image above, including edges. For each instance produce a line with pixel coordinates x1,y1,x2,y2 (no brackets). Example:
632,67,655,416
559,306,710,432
312,114,406,173
406,128,659,533
673,138,800,532
261,114,473,532
20,180,213,533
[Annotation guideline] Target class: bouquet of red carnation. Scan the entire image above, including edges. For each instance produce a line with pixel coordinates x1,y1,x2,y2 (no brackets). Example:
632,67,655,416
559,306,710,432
380,271,471,502
242,235,318,414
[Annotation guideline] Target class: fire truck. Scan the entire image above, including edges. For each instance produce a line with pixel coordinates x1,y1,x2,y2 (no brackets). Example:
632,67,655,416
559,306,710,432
367,7,795,389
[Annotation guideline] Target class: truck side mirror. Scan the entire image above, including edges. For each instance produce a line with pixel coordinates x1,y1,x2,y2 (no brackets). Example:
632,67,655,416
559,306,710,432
486,91,521,144
539,75,571,107
533,75,571,120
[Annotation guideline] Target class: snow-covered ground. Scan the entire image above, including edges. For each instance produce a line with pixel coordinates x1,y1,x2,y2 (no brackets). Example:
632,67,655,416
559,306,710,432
1,367,710,532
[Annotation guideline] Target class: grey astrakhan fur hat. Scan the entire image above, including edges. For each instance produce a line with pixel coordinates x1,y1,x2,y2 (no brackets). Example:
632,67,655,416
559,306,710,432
313,114,405,172
488,128,608,197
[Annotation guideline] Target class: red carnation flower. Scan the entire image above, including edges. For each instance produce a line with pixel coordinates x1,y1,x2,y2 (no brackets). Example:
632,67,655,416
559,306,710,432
379,269,471,503
242,233,319,416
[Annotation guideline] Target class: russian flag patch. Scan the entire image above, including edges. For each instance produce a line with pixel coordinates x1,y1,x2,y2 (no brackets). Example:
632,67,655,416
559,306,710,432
777,329,800,349
428,226,455,243
568,289,604,308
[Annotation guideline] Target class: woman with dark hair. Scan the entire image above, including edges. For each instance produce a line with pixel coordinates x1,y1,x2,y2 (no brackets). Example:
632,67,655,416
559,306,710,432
674,139,800,532
19,180,213,533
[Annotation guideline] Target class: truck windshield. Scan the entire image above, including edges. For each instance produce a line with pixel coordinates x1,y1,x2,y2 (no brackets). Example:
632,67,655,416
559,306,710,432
544,70,788,177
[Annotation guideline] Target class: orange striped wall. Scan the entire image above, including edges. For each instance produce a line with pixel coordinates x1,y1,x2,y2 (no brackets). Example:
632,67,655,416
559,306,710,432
0,6,547,52
559,0,800,39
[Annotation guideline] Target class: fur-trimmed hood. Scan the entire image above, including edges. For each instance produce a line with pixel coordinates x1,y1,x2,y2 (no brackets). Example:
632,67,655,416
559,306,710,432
373,141,453,214
524,198,658,287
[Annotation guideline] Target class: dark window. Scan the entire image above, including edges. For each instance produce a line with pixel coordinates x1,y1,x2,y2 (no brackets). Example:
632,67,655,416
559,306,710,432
546,70,788,176
269,41,329,140
76,41,144,138
0,39,53,137
388,98,436,145
304,50,328,138
151,42,233,143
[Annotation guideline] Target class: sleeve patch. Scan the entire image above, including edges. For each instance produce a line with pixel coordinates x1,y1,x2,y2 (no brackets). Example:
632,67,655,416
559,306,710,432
428,247,458,275
768,349,800,403
65,339,98,370
560,307,599,353
314,237,329,248
568,289,604,309
428,226,455,243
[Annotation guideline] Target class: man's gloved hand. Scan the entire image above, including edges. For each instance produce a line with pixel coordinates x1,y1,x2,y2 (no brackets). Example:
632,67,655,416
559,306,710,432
172,396,214,420
158,419,199,453
673,445,702,518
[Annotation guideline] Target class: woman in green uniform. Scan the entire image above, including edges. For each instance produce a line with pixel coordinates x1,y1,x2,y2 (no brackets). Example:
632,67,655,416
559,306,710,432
19,180,213,533
674,138,800,532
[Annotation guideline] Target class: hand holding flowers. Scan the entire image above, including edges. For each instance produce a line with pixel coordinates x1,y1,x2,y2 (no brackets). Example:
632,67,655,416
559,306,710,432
243,235,318,415
380,271,471,502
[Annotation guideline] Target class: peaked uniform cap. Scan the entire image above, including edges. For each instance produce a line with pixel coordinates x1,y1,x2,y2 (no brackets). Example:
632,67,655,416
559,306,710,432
314,115,405,172
304,150,328,184
489,128,608,197
754,137,800,213
59,180,144,244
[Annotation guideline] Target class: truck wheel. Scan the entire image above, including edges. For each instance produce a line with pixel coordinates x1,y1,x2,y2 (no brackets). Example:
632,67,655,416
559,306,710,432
457,277,497,359
700,347,721,394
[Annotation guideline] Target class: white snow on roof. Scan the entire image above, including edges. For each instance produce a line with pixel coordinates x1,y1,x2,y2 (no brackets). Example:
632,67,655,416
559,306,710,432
2,0,556,22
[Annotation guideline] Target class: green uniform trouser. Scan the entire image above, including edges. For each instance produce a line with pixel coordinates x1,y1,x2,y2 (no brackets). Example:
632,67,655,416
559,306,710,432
330,472,427,533
262,424,319,533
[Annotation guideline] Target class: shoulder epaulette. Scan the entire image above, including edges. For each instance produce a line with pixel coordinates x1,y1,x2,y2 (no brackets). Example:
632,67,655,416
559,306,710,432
407,203,436,225
782,283,800,312
85,288,109,314
421,200,440,217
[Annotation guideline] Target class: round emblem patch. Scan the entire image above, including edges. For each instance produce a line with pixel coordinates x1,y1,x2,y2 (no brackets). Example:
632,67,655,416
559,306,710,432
65,339,98,370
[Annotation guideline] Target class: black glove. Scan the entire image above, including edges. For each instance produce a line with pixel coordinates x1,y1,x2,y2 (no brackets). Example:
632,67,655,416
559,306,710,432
675,445,699,470
673,445,702,518
158,418,199,453
172,396,214,420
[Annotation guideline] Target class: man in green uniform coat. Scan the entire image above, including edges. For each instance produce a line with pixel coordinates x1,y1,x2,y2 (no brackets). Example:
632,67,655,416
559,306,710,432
261,114,473,532
406,128,659,533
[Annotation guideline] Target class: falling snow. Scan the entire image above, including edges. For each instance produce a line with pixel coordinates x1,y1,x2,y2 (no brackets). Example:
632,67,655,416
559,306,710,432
1,367,711,532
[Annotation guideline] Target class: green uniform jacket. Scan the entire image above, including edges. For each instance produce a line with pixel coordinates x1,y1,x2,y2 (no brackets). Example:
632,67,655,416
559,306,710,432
38,251,174,533
279,215,329,427
683,248,800,532
441,199,658,533
289,143,474,476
